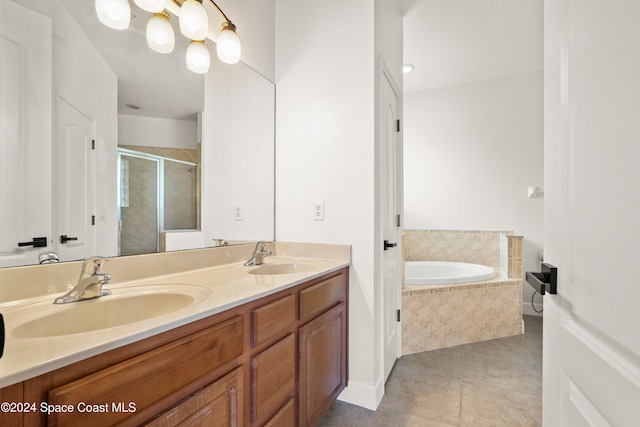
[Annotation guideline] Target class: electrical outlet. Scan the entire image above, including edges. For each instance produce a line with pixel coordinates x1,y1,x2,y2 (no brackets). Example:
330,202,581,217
234,205,243,221
313,201,324,221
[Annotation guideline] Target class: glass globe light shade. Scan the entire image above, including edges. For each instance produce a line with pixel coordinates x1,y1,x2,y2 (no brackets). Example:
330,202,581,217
216,22,241,64
95,0,131,30
179,0,209,41
146,13,175,54
133,0,165,13
186,40,210,74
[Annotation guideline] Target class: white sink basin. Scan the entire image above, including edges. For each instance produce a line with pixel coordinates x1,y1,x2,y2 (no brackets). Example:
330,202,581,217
11,284,211,338
248,262,316,275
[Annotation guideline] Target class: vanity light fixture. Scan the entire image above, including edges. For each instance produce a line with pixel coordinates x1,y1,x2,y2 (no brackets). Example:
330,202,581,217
134,0,165,12
95,0,242,73
146,11,175,54
186,40,211,73
95,0,131,30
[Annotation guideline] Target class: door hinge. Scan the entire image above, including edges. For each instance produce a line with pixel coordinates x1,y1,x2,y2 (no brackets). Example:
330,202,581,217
91,139,95,150
396,214,401,227
396,309,401,322
396,119,400,132
91,215,95,226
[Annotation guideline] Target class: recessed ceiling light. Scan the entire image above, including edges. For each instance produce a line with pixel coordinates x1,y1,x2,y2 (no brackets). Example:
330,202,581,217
402,64,415,74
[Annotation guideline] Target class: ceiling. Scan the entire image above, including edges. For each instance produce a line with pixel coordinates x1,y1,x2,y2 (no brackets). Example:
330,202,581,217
61,0,204,120
402,0,543,94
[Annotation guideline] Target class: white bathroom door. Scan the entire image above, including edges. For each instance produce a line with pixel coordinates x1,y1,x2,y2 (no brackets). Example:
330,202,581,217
55,97,96,262
0,0,52,267
379,58,402,382
543,0,640,425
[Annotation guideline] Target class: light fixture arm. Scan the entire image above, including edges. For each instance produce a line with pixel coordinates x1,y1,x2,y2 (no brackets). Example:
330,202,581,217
208,0,231,24
172,0,234,25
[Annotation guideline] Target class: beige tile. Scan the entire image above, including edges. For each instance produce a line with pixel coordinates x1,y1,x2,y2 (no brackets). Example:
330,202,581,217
463,335,534,363
381,373,463,425
395,347,464,380
480,231,502,268
460,231,483,264
460,383,542,427
463,351,542,397
321,316,542,427
317,400,363,427
356,405,457,427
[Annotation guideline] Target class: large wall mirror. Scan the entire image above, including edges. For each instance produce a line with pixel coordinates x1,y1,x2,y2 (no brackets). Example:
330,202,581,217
0,0,275,267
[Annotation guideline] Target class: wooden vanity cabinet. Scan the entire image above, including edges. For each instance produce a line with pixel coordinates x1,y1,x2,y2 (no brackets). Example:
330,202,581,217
298,274,348,427
0,267,348,427
145,366,245,427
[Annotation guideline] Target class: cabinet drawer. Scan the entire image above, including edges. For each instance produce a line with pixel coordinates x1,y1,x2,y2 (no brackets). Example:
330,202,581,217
145,366,244,427
251,334,295,424
47,316,243,426
251,294,295,348
299,273,346,322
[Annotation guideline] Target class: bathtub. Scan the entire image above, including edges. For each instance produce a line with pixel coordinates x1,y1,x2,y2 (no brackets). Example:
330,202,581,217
405,261,495,286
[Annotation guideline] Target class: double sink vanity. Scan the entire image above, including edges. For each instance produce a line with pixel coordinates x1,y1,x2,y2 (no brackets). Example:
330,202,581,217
0,242,350,426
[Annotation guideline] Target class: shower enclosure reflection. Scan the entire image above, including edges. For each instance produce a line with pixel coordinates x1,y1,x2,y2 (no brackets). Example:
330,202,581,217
118,149,199,256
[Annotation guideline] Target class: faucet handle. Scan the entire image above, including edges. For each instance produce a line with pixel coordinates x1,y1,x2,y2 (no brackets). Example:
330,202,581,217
78,256,110,281
213,239,228,247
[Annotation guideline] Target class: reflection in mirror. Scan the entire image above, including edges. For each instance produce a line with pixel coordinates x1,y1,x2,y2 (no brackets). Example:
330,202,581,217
0,0,275,267
83,0,205,257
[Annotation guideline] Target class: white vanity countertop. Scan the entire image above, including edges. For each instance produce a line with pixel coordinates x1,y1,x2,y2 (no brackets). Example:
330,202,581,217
0,249,350,388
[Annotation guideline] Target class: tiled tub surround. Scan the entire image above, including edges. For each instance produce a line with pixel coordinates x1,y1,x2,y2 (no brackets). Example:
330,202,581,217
0,242,350,387
402,230,524,355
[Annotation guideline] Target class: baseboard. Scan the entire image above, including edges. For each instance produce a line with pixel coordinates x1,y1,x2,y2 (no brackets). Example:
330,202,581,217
336,376,385,410
523,301,544,317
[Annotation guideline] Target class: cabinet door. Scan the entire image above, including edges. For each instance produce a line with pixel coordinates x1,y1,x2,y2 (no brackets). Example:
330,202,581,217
0,382,23,427
298,303,347,427
264,398,295,427
251,334,295,425
146,366,244,427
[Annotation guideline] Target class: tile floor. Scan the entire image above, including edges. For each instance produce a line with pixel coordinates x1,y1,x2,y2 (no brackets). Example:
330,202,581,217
319,315,543,427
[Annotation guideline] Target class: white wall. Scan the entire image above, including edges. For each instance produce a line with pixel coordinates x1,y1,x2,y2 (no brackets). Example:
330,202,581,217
211,0,275,81
404,71,544,313
275,0,402,410
201,55,275,244
118,115,198,150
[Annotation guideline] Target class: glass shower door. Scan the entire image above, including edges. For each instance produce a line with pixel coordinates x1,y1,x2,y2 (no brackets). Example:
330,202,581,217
118,154,158,256
163,160,197,230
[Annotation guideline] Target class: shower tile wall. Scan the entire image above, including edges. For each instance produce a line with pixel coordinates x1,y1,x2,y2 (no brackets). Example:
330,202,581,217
505,235,524,279
402,229,524,355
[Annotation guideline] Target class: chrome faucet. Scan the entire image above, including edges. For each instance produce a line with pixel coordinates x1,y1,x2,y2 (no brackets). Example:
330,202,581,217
54,256,112,304
213,238,229,247
244,242,272,266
